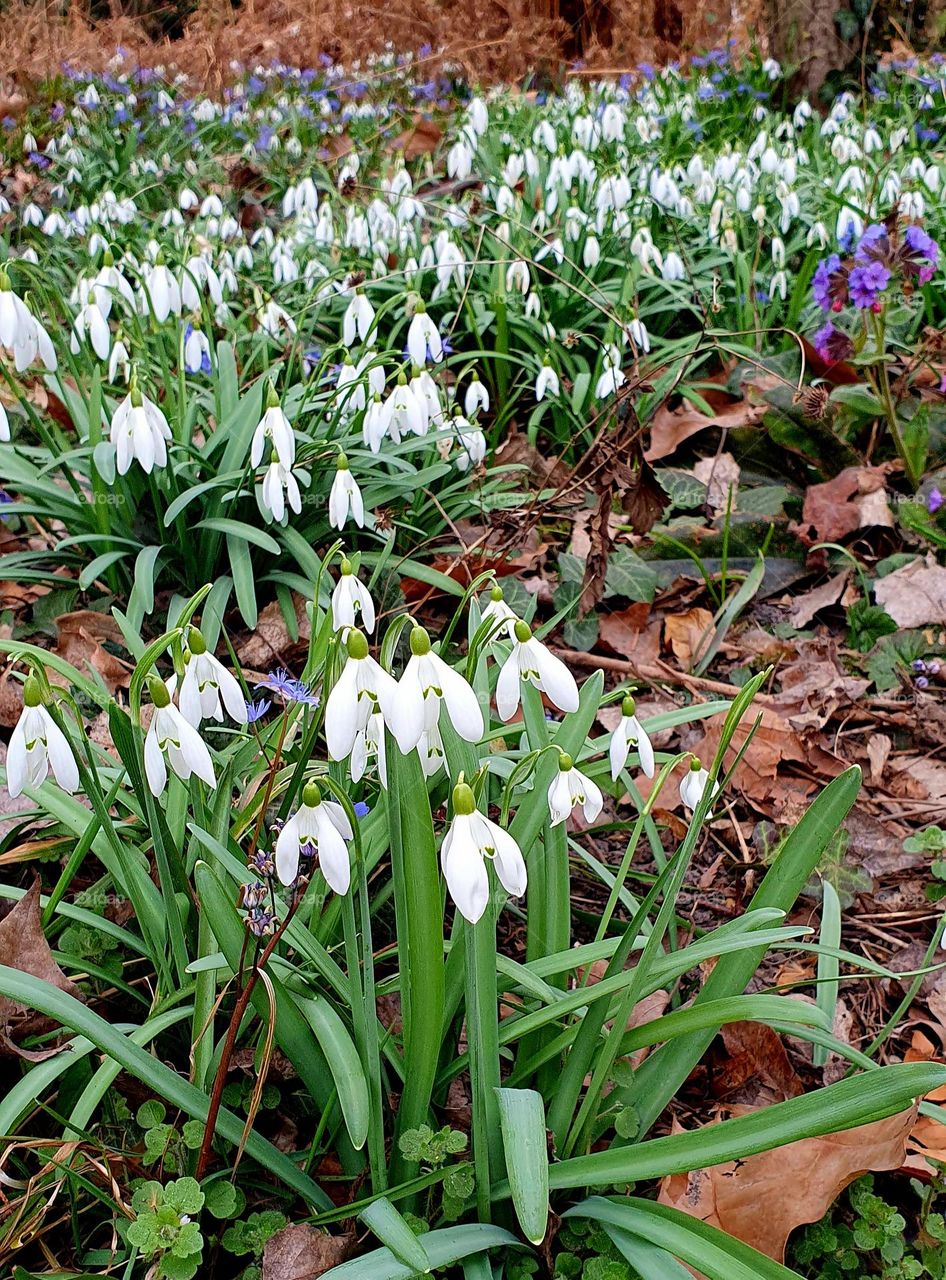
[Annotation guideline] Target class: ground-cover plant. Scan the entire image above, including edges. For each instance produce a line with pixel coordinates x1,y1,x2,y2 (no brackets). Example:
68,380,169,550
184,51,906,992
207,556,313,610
4,48,946,641
1,565,946,1278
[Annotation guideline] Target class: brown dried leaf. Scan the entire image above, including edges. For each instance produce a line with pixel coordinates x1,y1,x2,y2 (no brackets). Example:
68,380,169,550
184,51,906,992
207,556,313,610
692,452,740,515
262,1225,356,1280
53,610,131,694
715,1020,804,1104
874,556,946,628
660,1106,917,1262
388,114,442,159
789,570,851,629
645,398,764,462
237,595,312,668
664,608,714,669
0,880,83,1053
618,454,668,534
792,466,891,545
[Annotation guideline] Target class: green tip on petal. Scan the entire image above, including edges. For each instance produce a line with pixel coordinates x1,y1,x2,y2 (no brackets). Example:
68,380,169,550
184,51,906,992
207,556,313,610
23,675,42,708
622,694,636,717
187,627,207,656
303,781,322,808
347,629,369,660
558,752,573,772
148,676,171,709
410,626,431,656
453,781,476,816
513,619,532,644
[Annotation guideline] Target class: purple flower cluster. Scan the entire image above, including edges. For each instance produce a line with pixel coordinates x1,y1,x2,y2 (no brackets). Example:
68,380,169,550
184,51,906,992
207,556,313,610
812,322,854,365
813,221,939,317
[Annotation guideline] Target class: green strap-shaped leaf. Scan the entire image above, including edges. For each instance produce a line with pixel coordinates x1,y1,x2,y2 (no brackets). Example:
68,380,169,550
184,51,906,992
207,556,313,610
496,1088,549,1244
359,1197,431,1274
322,1224,522,1280
0,963,331,1208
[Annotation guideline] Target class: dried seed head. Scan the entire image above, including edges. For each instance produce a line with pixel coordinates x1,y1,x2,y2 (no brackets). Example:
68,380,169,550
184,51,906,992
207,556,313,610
800,385,830,420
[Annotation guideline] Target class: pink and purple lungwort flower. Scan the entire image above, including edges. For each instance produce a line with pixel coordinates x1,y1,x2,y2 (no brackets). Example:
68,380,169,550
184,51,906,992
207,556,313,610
848,260,891,310
901,225,939,286
812,253,847,312
812,321,855,365
813,222,940,316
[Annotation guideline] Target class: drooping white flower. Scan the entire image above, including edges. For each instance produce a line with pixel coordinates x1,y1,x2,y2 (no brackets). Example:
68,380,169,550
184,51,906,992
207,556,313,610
407,301,444,366
547,752,604,826
383,374,426,442
108,338,131,384
7,676,79,798
260,457,302,524
608,695,655,780
332,559,376,634
496,619,580,721
481,585,518,641
70,302,111,361
351,709,387,788
464,373,490,416
535,359,560,402
326,629,423,762
453,416,486,472
679,758,719,815
140,256,182,323
328,455,365,531
109,377,172,476
342,290,376,347
441,780,526,924
251,384,295,469
0,273,57,372
275,781,352,892
144,677,216,796
401,626,484,747
179,629,248,727
183,324,211,374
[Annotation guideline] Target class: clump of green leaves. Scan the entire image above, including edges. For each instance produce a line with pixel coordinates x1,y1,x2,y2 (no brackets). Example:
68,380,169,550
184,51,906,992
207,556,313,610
125,1177,205,1280
136,1101,203,1172
221,1209,288,1260
398,1125,473,1219
904,827,946,902
793,1173,946,1280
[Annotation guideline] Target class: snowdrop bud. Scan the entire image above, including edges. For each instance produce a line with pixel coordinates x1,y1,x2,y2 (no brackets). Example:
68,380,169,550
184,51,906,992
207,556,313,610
464,372,490,416
679,757,718,815
328,454,365,531
144,675,216,797
332,558,376,634
547,751,604,826
609,694,655,780
535,358,559,402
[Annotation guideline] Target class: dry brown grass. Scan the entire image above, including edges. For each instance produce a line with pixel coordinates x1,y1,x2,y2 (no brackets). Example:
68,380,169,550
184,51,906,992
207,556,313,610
0,0,755,96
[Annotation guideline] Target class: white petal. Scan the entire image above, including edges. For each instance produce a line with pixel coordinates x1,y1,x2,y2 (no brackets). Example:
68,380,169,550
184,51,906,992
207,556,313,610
275,815,301,885
41,710,79,793
495,650,522,722
144,726,167,796
436,660,483,742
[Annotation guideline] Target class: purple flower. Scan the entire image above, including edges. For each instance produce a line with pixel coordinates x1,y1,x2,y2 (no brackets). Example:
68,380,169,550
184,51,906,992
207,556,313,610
813,321,854,364
929,487,944,515
854,224,889,262
849,261,890,309
245,697,272,722
901,224,939,285
813,254,846,311
256,669,319,706
354,800,370,818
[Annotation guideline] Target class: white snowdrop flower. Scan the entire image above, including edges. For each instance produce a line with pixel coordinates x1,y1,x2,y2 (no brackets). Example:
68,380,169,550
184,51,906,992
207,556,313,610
807,222,829,250
863,126,882,154
547,752,604,826
71,302,111,361
275,781,352,892
332,558,376,634
6,676,79,798
609,695,655,780
595,347,626,400
183,324,211,374
412,368,443,427
662,251,685,282
496,619,580,721
583,234,601,269
601,102,625,143
179,629,247,727
109,339,131,384
770,270,788,301
144,677,216,797
351,710,387,788
467,97,489,135
464,373,490,417
328,454,365,531
383,373,427,442
251,385,295,469
524,291,541,321
453,416,486,472
259,299,296,339
260,457,302,524
0,402,9,442
140,257,181,322
505,259,531,294
401,626,484,746
535,359,560,402
326,628,423,761
363,395,388,453
481,584,517,641
342,290,376,347
109,377,172,476
0,274,55,371
407,302,444,365
679,757,719,815
441,780,526,924
627,318,650,354
179,187,199,211
93,258,136,314
447,139,474,180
